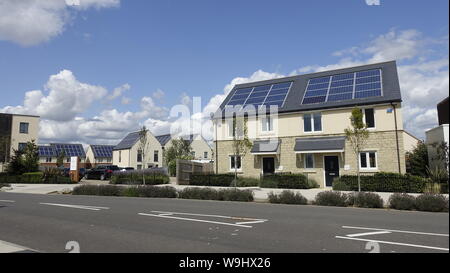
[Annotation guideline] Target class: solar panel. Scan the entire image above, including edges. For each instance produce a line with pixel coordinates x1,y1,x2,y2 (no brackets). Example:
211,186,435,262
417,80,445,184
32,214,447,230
38,146,57,157
225,82,293,109
302,69,382,105
92,145,114,158
52,144,86,157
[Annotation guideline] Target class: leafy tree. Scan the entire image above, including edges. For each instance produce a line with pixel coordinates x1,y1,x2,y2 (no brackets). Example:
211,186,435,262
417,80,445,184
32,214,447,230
0,135,10,163
6,149,25,175
230,116,253,187
431,141,449,173
164,137,193,176
57,149,66,167
22,140,39,173
345,108,369,192
405,140,429,177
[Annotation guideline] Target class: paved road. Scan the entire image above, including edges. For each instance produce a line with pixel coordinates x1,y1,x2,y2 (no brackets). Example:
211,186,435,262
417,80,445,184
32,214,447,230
0,192,448,253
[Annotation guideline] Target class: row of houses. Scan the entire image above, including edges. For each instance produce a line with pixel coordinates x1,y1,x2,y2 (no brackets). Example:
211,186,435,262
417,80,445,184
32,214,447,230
1,61,448,188
0,114,212,171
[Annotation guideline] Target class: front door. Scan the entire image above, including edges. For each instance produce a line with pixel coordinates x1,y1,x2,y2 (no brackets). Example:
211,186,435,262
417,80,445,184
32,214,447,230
324,156,340,187
262,157,275,175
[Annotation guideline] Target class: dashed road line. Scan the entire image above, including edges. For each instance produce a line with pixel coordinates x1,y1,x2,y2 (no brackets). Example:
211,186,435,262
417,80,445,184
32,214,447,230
40,203,109,211
335,236,449,252
0,200,15,203
347,231,392,237
342,225,449,237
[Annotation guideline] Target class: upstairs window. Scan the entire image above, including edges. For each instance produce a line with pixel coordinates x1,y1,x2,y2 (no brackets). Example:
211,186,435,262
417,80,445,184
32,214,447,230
137,150,142,162
261,117,273,132
154,150,159,162
204,152,208,159
19,122,29,134
304,113,322,132
364,108,375,128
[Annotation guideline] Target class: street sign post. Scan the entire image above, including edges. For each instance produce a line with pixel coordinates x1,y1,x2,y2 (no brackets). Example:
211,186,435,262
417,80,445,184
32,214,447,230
70,156,80,183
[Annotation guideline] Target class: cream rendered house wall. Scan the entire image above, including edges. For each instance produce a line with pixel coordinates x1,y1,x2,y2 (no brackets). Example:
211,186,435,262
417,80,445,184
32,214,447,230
190,136,213,160
10,115,39,153
403,131,420,153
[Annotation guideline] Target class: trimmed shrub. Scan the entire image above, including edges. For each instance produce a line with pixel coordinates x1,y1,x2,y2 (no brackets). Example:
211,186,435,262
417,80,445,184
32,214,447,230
261,173,311,189
348,192,384,208
332,172,428,193
22,172,43,183
219,189,254,202
0,172,73,184
235,177,260,187
314,191,349,207
388,193,416,210
414,194,449,212
178,187,253,202
72,185,177,198
0,183,10,189
135,186,177,198
72,185,122,196
268,191,308,205
72,185,101,196
110,169,169,185
189,173,235,187
306,178,320,189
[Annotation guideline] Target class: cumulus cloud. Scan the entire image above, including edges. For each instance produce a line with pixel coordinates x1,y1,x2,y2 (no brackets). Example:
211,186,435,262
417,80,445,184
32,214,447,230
108,83,130,100
0,0,119,46
152,89,165,100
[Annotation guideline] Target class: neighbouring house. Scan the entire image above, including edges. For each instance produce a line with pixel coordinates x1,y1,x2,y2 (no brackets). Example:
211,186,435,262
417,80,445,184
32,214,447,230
85,145,115,168
0,113,40,172
403,131,420,154
38,143,86,169
112,130,163,169
213,61,407,188
426,97,449,171
155,134,213,162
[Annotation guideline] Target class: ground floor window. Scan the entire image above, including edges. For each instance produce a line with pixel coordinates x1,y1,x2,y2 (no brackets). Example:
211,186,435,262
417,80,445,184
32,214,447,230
137,164,142,170
360,151,377,170
230,155,242,171
304,154,315,169
46,157,52,163
66,158,70,163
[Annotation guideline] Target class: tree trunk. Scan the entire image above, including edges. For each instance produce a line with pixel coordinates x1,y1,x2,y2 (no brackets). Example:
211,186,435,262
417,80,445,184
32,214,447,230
356,150,361,192
234,154,238,188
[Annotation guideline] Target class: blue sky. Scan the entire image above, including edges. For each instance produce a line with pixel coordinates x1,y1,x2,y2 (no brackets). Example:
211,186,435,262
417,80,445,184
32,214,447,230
0,0,448,144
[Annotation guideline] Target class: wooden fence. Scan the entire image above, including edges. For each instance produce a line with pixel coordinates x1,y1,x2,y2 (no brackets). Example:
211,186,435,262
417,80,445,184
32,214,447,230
176,159,214,185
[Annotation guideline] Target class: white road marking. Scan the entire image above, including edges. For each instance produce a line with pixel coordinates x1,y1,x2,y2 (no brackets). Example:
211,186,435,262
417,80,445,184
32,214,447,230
40,203,109,211
347,231,392,237
342,226,449,237
139,213,254,228
335,236,449,252
0,200,15,203
0,240,38,253
139,211,268,228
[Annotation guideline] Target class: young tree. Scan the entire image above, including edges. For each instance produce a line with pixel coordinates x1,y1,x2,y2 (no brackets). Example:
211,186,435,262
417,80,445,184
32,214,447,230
163,137,193,176
405,140,429,177
23,140,39,173
231,116,253,187
0,135,10,163
138,126,149,185
57,150,66,168
345,108,369,192
431,141,449,173
6,149,25,175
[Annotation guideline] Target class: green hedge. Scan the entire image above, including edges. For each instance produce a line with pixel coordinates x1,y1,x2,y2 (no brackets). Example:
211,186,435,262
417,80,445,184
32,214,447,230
261,174,314,189
0,172,73,184
189,174,235,187
110,172,170,185
178,188,254,202
332,172,428,193
73,185,177,198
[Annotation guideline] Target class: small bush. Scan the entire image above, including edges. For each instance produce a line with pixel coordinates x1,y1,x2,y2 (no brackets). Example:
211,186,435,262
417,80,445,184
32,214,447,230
268,191,308,205
0,183,10,189
414,194,449,212
178,187,253,202
235,177,260,187
314,191,349,207
331,179,351,191
72,185,177,198
135,186,177,198
389,193,416,210
348,192,384,208
22,172,43,183
306,178,320,189
110,169,169,185
72,185,101,196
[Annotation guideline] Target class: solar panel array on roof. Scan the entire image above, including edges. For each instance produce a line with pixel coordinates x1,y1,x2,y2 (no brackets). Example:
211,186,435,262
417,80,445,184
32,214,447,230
38,146,57,157
92,145,114,158
302,69,382,105
53,144,86,157
155,134,172,146
226,82,293,109
114,131,141,150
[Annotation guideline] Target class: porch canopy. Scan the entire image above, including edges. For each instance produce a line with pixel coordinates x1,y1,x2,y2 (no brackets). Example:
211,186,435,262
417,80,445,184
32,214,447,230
251,139,281,155
294,136,346,154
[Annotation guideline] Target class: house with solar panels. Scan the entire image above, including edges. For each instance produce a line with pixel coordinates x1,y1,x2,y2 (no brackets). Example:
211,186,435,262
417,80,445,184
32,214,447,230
38,143,86,168
85,145,115,168
113,130,164,169
213,61,407,188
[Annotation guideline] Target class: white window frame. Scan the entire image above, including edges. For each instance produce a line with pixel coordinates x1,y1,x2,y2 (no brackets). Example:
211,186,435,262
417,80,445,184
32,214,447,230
229,155,242,172
304,153,315,169
227,119,235,138
261,116,274,133
363,108,376,129
19,122,29,134
359,151,378,170
46,157,52,163
303,112,323,133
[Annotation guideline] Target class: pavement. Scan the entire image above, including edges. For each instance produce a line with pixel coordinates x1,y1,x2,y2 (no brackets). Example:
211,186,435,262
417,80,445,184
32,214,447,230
0,192,448,253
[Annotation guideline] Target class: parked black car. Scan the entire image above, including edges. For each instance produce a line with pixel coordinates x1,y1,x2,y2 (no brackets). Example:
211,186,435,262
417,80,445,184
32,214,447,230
84,165,120,180
59,167,85,180
120,167,135,172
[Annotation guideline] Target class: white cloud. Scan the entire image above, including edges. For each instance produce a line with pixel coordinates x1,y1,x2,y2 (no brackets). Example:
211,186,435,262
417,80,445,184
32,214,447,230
108,83,130,100
0,0,119,46
152,89,165,100
121,97,131,105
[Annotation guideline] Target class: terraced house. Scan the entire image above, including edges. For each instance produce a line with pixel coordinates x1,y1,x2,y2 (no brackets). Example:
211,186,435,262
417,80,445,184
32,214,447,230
213,61,407,188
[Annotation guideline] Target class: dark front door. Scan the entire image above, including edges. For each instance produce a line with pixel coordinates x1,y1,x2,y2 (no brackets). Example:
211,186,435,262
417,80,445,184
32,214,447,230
324,156,339,187
262,157,275,175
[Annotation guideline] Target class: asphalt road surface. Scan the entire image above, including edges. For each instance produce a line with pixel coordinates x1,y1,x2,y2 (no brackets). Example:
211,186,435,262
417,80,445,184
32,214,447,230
0,192,448,253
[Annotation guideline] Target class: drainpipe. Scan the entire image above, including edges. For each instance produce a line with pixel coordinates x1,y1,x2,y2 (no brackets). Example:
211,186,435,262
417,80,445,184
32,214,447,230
391,102,402,173
215,119,219,174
